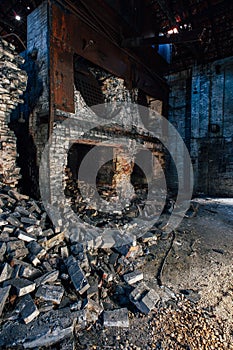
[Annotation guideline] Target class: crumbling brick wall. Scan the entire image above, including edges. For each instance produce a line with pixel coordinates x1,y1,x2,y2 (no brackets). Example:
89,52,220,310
23,2,165,207
0,39,27,188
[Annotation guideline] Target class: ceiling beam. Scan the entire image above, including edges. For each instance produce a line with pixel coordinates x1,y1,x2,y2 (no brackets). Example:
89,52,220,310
155,0,205,62
122,29,204,47
156,0,176,26
206,0,221,57
48,1,168,121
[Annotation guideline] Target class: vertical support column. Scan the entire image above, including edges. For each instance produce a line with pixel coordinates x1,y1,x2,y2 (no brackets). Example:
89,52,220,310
112,147,135,201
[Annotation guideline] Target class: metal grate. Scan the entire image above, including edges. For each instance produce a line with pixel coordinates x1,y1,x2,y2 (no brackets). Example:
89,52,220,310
74,70,104,107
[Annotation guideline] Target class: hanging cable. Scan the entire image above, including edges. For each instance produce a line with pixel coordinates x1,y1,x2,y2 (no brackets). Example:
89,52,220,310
1,33,26,50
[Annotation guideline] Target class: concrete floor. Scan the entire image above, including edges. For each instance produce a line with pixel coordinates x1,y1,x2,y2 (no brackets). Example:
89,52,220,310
75,198,233,349
159,198,233,325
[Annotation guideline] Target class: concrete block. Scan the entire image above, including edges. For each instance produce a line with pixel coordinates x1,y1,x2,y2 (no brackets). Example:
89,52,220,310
87,276,99,297
5,278,36,296
66,256,90,295
35,284,64,304
60,245,69,259
20,217,40,225
37,300,54,313
8,190,29,201
28,254,41,266
2,225,14,233
0,219,8,226
85,299,103,323
34,270,59,287
41,231,65,250
129,281,149,301
15,206,30,216
140,289,160,313
28,200,41,214
0,242,6,261
6,215,22,227
0,262,12,283
141,231,158,243
0,285,11,316
41,228,54,237
17,294,39,324
100,234,115,249
7,240,26,252
103,308,129,327
9,247,29,259
27,241,46,259
18,263,41,280
123,270,143,285
16,230,36,242
25,225,37,234
129,283,160,314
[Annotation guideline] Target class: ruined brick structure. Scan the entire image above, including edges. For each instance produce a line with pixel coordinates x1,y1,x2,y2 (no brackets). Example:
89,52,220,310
18,1,165,208
0,39,27,188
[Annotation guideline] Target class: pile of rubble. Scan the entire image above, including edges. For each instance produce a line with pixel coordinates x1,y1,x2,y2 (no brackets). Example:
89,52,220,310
0,182,173,349
0,39,27,188
65,167,165,230
89,68,138,104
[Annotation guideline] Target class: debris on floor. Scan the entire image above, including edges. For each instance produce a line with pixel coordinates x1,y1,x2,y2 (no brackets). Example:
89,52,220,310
0,183,169,348
0,183,232,349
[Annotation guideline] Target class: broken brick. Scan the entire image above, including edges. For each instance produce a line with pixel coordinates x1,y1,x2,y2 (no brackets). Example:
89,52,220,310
103,308,129,327
0,285,11,316
0,262,12,283
35,284,64,304
123,270,143,285
17,294,39,324
66,256,90,295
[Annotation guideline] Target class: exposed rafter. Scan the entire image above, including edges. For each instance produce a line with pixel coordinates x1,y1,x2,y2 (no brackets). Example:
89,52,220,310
0,0,233,71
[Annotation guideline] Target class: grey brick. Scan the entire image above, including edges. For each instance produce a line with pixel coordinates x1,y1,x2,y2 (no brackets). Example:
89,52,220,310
5,278,35,296
123,270,143,285
66,256,90,295
34,270,59,287
103,308,129,327
35,284,64,304
0,263,12,283
17,294,39,324
0,285,11,316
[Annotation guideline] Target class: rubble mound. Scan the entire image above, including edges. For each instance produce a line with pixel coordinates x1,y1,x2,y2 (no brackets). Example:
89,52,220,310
0,184,232,349
0,183,168,349
0,39,27,188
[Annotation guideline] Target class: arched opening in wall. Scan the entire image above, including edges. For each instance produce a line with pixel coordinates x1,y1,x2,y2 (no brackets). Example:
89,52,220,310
67,143,95,182
67,143,114,185
64,141,162,227
131,163,147,187
65,142,115,205
66,144,150,199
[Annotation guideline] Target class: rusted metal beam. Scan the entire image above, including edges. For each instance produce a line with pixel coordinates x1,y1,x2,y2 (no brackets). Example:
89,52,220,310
155,0,204,62
48,0,168,115
206,0,221,57
122,29,204,47
156,0,176,26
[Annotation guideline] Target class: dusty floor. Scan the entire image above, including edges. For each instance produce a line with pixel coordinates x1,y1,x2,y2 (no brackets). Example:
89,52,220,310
74,198,233,350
